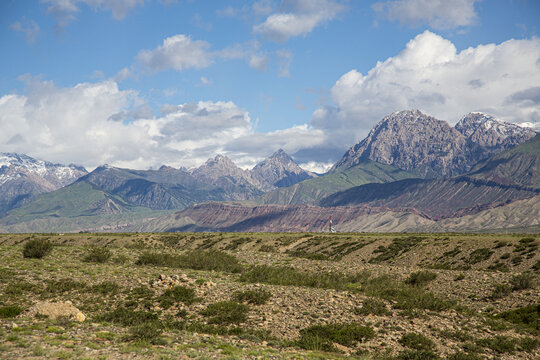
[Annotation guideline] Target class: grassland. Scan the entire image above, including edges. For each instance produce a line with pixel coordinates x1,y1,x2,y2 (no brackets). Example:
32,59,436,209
0,232,538,359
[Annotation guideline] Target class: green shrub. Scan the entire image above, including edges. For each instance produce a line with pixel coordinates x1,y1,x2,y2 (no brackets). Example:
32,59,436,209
239,265,367,290
467,248,493,264
454,274,465,281
532,260,540,272
200,301,249,325
98,307,159,326
232,289,272,305
447,352,483,360
405,271,437,287
397,350,440,360
510,273,536,291
23,239,53,259
159,286,197,308
399,333,435,351
45,278,86,294
128,321,164,344
83,246,111,263
490,284,512,300
369,237,423,263
0,306,23,318
91,281,120,295
519,337,540,352
476,336,516,353
298,323,375,351
496,304,539,333
354,298,390,316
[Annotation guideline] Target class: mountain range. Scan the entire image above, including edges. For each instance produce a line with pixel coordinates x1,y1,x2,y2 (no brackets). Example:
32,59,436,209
0,110,538,233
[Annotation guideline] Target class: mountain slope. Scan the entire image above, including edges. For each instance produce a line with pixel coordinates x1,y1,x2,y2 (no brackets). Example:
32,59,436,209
467,134,540,188
0,153,87,214
258,160,417,205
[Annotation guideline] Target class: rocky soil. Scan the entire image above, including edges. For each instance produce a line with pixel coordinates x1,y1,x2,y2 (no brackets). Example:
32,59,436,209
0,232,538,359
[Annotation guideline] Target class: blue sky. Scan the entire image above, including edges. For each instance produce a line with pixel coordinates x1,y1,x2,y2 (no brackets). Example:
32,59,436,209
1,0,539,171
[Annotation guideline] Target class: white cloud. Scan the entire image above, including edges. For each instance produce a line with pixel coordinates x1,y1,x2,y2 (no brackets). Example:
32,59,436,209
137,35,213,72
310,31,540,151
42,0,145,27
249,54,269,71
372,0,479,30
0,77,324,170
10,18,40,43
253,0,344,42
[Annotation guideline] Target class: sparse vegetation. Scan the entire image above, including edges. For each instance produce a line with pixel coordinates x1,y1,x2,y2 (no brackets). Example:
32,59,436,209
405,271,437,287
297,323,375,351
83,246,111,263
232,289,272,305
22,239,53,259
200,301,250,325
0,232,538,359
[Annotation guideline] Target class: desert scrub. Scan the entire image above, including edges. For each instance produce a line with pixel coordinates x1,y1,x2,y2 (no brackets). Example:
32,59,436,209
489,283,512,300
467,248,493,264
297,323,375,352
98,306,159,326
0,306,23,318
45,278,86,294
399,333,435,351
405,271,437,287
476,335,517,353
496,304,539,334
509,273,536,291
200,301,249,325
232,289,272,305
159,285,197,308
83,246,111,263
23,239,53,259
369,236,423,263
128,321,164,344
353,298,390,316
90,281,120,295
136,249,243,273
239,264,368,290
397,350,440,359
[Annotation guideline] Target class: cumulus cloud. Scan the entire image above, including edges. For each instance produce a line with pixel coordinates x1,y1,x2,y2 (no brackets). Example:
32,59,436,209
10,18,40,43
137,35,213,72
0,77,323,170
253,0,344,42
42,0,145,27
310,31,540,151
372,0,479,30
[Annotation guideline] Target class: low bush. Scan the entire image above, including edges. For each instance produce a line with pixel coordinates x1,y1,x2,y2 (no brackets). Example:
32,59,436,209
399,333,435,351
476,336,516,353
490,284,512,300
232,289,272,305
510,273,536,291
447,353,483,360
98,306,159,326
239,264,368,290
397,350,440,360
0,306,23,318
297,323,375,352
354,298,390,316
128,321,164,344
467,248,493,264
496,304,539,333
91,281,120,295
200,301,250,325
159,285,197,308
23,239,53,259
405,271,437,287
83,246,111,263
45,278,86,294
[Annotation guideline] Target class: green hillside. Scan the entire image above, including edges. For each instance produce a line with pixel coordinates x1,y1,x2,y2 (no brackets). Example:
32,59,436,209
468,134,540,188
0,182,170,232
258,160,417,205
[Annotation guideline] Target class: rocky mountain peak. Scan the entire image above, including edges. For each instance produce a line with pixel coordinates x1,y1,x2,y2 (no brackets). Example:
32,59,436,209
251,149,315,188
455,112,537,149
330,110,467,178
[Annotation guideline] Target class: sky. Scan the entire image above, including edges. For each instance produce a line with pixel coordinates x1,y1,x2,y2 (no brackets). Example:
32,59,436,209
0,0,539,172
